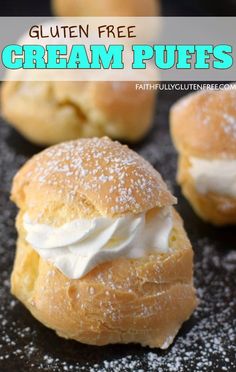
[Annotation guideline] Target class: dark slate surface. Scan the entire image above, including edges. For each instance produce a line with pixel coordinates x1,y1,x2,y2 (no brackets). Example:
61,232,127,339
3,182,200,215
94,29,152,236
0,86,235,372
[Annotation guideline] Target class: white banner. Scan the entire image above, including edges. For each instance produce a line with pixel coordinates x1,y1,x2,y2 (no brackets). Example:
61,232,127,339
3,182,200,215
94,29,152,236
0,17,236,81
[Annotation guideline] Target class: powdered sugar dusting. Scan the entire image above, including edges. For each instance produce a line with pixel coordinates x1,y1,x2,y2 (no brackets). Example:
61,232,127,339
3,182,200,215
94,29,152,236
222,112,236,139
173,89,236,154
14,137,175,217
198,90,236,135
1,196,235,371
0,89,235,371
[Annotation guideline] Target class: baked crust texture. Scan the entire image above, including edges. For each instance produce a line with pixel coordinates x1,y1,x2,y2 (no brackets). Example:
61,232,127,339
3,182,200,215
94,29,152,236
177,155,236,225
11,209,197,348
52,0,159,17
11,137,196,348
11,137,176,222
170,89,236,159
1,81,155,145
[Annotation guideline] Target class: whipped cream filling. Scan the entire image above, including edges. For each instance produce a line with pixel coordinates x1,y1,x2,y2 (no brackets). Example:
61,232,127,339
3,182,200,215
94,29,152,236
23,207,173,279
189,157,236,197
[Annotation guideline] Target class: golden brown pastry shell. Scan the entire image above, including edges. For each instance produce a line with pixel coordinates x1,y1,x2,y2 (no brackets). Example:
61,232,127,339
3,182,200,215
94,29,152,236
170,89,236,159
52,0,159,17
11,209,197,348
177,155,236,225
1,81,155,145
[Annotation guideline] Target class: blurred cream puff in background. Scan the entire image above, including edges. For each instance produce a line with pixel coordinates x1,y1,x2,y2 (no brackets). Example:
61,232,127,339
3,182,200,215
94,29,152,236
170,88,236,225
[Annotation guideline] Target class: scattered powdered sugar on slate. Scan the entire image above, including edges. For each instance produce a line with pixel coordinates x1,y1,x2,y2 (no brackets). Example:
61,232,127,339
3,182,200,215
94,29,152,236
135,113,177,194
0,122,28,192
0,89,236,371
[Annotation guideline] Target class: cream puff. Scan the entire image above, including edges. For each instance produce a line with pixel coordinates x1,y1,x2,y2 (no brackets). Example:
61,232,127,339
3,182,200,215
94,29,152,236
11,137,197,348
52,0,159,17
1,81,155,145
170,88,236,225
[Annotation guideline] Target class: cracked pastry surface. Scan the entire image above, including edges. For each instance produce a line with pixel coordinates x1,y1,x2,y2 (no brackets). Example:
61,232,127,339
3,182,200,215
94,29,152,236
170,88,236,225
11,137,197,348
1,81,155,145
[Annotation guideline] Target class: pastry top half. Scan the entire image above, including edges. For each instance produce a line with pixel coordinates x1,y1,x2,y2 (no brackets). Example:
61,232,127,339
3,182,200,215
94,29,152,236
12,137,176,225
52,0,159,17
170,89,236,159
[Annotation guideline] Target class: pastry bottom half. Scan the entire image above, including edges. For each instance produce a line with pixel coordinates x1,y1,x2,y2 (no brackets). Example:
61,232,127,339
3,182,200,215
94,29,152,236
11,209,197,349
177,156,236,225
